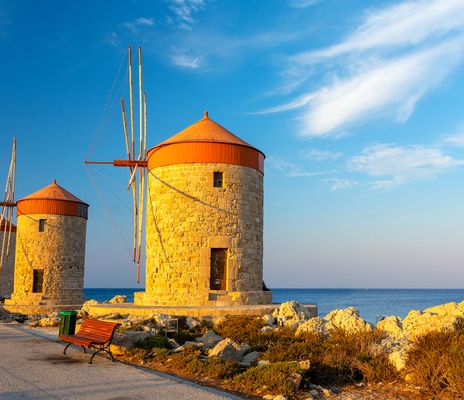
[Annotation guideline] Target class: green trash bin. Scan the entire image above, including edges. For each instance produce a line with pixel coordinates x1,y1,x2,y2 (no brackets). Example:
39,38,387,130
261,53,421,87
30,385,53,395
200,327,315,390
59,311,77,336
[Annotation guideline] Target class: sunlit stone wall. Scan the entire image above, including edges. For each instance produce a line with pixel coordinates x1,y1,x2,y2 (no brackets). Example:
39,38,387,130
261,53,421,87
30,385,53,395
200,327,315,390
135,162,272,306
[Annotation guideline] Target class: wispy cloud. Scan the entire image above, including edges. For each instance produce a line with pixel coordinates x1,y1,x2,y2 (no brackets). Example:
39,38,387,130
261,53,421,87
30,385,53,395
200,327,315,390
268,156,332,177
328,178,358,191
168,0,208,31
288,0,322,8
122,17,155,33
300,149,342,161
103,32,120,47
348,144,464,189
264,0,464,137
444,122,464,147
170,52,203,69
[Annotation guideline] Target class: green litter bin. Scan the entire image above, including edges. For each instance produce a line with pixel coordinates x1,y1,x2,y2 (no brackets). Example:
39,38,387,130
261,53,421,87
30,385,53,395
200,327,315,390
59,311,77,336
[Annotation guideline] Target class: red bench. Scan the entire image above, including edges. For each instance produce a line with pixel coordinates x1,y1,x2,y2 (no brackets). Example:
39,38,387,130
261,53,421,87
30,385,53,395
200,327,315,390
59,319,120,364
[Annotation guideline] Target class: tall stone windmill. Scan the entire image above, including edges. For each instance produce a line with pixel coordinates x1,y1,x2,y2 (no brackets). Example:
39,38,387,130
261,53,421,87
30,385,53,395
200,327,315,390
87,45,273,311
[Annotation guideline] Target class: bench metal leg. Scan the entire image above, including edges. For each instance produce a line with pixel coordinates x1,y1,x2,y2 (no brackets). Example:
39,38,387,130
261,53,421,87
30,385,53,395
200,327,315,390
88,343,115,364
81,346,87,353
63,343,72,355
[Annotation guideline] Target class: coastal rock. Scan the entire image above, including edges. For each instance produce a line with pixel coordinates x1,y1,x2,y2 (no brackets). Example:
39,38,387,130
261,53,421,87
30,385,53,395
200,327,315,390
258,360,270,366
376,316,405,339
261,314,275,325
209,338,243,361
195,329,223,349
37,316,60,327
423,301,464,316
185,316,201,330
240,351,260,366
272,301,311,328
388,349,408,371
295,317,328,337
324,307,373,334
402,309,462,341
107,295,126,304
81,299,98,314
110,331,150,355
173,341,204,352
290,372,303,391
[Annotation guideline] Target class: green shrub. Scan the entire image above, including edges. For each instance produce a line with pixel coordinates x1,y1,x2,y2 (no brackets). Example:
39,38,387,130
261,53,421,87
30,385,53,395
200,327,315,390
234,362,301,396
136,335,170,349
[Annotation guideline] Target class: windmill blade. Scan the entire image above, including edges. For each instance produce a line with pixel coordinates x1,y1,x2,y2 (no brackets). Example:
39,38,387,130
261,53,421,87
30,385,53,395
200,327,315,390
138,47,143,160
128,45,135,161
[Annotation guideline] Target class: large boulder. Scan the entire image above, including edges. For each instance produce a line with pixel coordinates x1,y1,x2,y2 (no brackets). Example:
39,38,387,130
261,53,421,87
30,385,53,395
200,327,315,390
324,307,373,334
107,295,127,304
195,329,223,349
272,301,311,328
240,351,260,367
185,316,202,330
209,338,243,362
110,331,150,355
37,316,60,327
402,309,462,341
295,317,328,337
380,336,411,371
81,299,98,314
376,316,405,339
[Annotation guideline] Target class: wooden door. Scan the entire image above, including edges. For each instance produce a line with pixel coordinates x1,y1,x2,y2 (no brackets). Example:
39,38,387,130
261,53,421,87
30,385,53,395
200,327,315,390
210,248,227,290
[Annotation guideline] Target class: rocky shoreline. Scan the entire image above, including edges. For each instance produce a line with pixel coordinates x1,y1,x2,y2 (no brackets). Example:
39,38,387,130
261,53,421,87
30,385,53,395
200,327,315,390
1,297,464,399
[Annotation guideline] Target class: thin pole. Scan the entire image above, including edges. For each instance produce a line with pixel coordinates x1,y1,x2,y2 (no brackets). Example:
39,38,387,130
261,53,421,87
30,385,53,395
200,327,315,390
121,99,131,162
138,47,143,159
128,46,135,160
6,137,16,258
143,91,147,158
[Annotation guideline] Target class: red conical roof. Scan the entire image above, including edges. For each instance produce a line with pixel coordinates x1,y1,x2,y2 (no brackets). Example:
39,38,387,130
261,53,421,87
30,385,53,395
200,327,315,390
20,179,87,204
159,111,252,147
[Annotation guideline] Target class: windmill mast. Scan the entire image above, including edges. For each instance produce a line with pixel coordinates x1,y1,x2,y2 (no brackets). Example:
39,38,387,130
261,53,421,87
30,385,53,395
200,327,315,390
0,137,17,272
85,45,148,283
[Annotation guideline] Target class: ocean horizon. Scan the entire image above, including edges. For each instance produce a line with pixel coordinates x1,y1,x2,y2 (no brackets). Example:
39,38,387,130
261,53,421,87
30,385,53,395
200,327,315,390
83,288,464,324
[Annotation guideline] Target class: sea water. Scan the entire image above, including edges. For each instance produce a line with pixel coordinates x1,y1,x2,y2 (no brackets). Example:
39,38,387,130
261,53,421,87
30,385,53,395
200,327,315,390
83,288,464,323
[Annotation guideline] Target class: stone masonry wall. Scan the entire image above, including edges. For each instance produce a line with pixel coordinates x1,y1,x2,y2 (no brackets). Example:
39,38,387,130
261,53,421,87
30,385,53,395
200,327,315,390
0,232,16,298
135,162,272,306
5,214,87,310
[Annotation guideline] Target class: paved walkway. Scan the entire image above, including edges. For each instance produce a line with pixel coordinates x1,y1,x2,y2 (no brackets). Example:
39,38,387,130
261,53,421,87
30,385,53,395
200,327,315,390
0,323,243,400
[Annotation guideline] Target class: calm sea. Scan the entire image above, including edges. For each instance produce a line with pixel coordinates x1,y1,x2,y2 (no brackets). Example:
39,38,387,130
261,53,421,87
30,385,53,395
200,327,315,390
83,288,464,324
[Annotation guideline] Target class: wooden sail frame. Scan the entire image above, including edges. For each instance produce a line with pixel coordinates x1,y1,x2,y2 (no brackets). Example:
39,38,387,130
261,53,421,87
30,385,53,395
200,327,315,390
0,137,17,273
85,46,147,283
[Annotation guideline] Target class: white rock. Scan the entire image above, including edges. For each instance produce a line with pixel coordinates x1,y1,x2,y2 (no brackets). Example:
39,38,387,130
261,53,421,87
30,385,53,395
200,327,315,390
272,301,311,328
107,295,126,304
324,307,373,334
185,316,201,330
273,396,287,400
38,316,60,327
195,329,223,349
296,317,328,337
258,360,270,366
261,314,275,325
81,299,98,313
240,351,260,366
110,331,150,355
209,338,243,361
376,316,404,339
402,308,462,341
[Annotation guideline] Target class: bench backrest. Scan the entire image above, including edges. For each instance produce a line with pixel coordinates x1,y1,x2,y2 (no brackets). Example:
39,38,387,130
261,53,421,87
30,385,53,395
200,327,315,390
78,319,119,342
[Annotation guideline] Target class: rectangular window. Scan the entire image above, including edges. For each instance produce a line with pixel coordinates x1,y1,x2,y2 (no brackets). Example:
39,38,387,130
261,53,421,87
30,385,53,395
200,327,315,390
38,219,46,232
213,172,223,188
32,269,44,293
210,248,227,290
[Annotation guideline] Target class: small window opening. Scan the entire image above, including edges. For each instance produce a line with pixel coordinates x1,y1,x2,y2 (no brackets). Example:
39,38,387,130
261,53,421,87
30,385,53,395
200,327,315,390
38,219,46,232
213,172,223,188
32,269,44,293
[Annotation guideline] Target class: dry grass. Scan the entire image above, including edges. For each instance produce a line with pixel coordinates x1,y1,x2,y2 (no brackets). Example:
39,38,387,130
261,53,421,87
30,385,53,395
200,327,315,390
406,331,464,397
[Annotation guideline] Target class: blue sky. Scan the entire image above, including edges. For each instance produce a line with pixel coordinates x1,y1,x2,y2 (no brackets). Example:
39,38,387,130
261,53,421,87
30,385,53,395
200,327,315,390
1,0,464,288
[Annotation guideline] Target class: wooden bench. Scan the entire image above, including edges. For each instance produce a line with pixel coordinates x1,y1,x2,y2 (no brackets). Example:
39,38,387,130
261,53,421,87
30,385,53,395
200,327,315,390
59,319,120,364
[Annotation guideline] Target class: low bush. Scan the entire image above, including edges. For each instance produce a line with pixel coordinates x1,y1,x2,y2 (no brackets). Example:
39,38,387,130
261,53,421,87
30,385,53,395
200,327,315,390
234,362,301,396
406,331,464,396
136,335,171,349
215,316,267,346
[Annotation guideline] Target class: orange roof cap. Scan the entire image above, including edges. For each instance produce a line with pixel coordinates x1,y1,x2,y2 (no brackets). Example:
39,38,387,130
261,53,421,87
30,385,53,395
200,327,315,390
19,180,88,205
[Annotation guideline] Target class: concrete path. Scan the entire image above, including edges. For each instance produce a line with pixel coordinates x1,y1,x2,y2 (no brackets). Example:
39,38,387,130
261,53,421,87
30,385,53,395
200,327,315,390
0,323,243,400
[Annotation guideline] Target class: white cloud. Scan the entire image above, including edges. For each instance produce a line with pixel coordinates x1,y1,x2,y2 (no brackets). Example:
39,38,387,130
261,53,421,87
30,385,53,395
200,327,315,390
348,144,464,189
444,123,464,147
288,0,322,8
296,0,464,63
104,32,120,47
300,149,341,161
268,156,332,177
122,17,155,33
265,0,464,137
168,0,208,31
170,52,203,69
329,178,358,191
